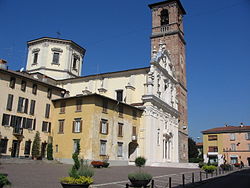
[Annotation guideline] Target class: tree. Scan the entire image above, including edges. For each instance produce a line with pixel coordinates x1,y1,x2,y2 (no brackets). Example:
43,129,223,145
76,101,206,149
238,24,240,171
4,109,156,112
32,131,41,159
188,137,199,159
47,143,53,160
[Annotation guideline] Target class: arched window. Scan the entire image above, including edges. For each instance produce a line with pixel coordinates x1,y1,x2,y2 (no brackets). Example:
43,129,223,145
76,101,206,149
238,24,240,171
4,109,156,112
160,9,169,25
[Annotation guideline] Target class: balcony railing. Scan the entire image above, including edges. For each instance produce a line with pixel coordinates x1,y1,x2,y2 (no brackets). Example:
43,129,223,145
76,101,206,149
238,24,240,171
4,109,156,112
152,23,184,37
13,127,23,136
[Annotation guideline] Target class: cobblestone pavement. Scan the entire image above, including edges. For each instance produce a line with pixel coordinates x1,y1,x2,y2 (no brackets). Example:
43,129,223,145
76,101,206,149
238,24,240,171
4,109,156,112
0,159,200,188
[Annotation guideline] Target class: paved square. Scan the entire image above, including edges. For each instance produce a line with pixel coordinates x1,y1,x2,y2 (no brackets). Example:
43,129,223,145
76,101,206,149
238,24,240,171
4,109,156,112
0,162,199,188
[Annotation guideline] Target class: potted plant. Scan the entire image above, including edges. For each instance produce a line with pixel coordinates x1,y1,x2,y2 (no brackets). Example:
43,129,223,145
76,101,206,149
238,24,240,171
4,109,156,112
0,174,11,188
102,155,110,168
128,156,152,187
60,142,94,188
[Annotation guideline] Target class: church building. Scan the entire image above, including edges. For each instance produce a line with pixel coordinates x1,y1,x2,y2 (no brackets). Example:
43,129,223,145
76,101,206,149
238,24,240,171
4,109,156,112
0,0,188,165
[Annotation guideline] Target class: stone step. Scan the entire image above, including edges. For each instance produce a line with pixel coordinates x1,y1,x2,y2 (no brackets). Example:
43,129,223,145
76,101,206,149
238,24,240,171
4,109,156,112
151,162,199,169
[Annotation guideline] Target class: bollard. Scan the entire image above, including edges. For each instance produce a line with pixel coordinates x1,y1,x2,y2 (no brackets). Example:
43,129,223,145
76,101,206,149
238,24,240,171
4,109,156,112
216,169,218,176
182,174,185,187
200,171,202,182
192,173,194,184
151,179,154,188
211,171,213,178
126,183,129,188
206,172,208,179
219,168,221,175
169,177,172,188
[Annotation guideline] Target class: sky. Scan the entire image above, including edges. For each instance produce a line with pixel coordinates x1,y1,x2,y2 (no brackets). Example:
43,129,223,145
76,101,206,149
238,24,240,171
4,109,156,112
0,0,250,142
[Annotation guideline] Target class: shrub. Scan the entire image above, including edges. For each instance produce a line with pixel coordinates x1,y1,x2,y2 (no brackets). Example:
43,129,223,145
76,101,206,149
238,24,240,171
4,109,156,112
135,157,146,168
211,162,218,167
60,141,94,185
78,159,94,177
220,164,231,171
0,174,11,186
47,143,53,160
199,162,206,168
189,158,203,163
202,165,217,173
72,152,80,171
128,172,152,181
61,176,93,185
31,131,41,159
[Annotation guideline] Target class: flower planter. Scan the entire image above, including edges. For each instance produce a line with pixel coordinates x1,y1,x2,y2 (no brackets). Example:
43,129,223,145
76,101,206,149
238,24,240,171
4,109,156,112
102,162,110,168
91,161,104,168
61,182,90,188
92,164,102,168
128,178,151,187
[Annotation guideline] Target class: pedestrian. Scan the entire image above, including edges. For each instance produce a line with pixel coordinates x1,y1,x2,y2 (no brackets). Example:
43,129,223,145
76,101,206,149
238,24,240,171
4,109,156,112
240,161,244,168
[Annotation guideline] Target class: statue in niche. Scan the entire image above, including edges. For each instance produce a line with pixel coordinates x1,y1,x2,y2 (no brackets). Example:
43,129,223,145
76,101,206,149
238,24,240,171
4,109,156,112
151,46,157,62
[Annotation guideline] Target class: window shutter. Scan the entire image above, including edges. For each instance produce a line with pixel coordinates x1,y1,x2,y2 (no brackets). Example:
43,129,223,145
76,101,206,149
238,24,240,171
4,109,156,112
10,94,13,110
30,100,36,115
100,121,102,133
33,119,36,130
72,121,75,133
48,123,51,133
24,99,29,114
33,100,36,115
45,104,50,118
22,118,26,128
6,94,13,111
80,120,83,133
17,97,22,112
107,122,109,134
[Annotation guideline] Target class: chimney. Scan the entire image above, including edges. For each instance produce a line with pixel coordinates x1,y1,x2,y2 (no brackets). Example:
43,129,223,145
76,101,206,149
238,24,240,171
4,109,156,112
240,122,244,127
0,59,7,70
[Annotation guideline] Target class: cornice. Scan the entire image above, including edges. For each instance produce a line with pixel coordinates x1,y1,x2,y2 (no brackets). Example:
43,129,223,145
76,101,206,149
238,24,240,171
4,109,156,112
27,67,78,79
142,94,179,117
151,31,186,45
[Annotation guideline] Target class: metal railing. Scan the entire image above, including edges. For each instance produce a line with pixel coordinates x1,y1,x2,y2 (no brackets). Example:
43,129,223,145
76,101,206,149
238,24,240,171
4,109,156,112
124,167,242,188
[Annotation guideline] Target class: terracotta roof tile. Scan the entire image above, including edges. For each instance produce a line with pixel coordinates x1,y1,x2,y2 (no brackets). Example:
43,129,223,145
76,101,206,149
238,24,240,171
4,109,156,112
202,125,250,134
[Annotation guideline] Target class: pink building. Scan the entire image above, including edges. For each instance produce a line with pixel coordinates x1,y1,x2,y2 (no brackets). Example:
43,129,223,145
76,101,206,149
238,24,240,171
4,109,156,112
202,125,250,166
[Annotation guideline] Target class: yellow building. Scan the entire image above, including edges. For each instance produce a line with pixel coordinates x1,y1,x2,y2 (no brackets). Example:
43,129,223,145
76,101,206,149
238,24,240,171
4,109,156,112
0,61,64,158
52,94,142,165
202,133,223,164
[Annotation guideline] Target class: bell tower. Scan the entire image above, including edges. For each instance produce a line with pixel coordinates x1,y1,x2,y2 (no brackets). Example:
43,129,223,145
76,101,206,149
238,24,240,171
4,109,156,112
149,0,188,162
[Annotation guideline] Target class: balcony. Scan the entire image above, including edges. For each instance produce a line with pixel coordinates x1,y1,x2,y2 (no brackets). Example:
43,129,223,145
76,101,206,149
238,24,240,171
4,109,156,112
13,127,23,136
152,23,184,38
